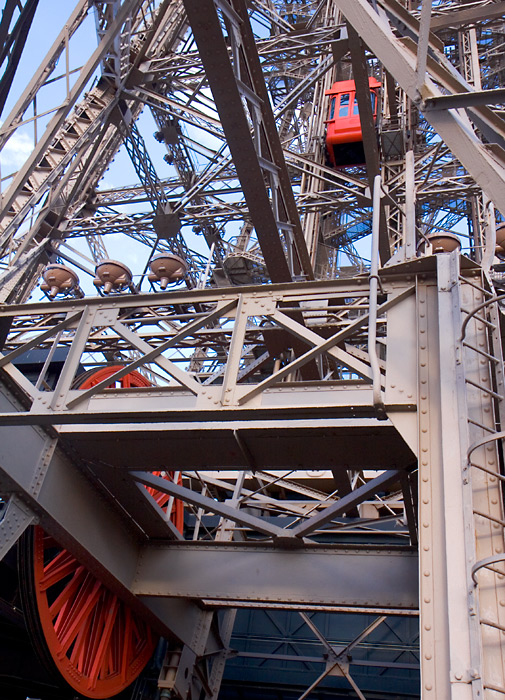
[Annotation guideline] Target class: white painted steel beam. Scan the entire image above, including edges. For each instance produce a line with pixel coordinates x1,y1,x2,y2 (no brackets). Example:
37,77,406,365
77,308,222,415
414,253,505,698
416,253,475,698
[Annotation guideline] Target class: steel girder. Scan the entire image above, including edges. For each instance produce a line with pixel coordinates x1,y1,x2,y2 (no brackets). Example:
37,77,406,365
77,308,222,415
0,0,145,240
0,0,193,303
0,0,39,117
183,0,313,282
0,407,416,612
133,541,418,608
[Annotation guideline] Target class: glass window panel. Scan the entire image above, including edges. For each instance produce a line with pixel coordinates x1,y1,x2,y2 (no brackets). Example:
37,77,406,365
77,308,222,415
329,97,336,120
352,91,377,115
338,93,350,117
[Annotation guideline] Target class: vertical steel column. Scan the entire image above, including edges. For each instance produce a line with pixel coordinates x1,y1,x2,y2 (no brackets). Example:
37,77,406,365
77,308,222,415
369,175,385,415
221,294,248,406
418,254,505,698
404,149,416,259
418,253,476,699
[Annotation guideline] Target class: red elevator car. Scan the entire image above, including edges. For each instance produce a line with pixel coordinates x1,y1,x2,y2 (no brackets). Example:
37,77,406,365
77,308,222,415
325,77,381,168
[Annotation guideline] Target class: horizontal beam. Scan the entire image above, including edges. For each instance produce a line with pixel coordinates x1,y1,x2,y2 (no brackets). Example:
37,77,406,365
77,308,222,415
59,418,416,470
424,89,505,111
0,358,416,416
0,387,416,423
0,277,393,319
201,600,418,615
236,651,419,669
134,542,418,609
430,1,505,30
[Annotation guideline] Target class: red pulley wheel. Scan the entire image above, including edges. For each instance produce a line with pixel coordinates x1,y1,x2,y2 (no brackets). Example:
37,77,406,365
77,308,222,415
19,366,183,698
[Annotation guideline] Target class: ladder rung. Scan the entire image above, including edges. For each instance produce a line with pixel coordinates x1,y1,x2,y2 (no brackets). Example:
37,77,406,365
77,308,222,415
463,342,500,363
473,509,505,528
470,461,505,482
465,378,503,400
459,276,494,297
471,313,497,330
485,684,505,695
481,617,505,633
468,417,496,433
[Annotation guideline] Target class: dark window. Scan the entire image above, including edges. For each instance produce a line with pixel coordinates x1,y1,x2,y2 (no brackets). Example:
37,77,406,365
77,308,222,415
329,96,336,120
353,95,359,115
338,93,350,117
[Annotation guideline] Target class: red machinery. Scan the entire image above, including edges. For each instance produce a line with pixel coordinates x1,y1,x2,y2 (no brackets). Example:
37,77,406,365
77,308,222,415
325,77,381,168
19,366,183,698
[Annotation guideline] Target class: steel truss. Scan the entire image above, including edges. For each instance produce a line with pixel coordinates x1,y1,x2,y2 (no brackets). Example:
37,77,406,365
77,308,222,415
1,0,505,698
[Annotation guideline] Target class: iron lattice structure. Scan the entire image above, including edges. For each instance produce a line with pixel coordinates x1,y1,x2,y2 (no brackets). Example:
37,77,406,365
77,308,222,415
1,1,505,699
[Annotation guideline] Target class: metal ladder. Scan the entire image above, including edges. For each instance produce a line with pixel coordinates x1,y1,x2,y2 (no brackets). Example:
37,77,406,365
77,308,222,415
460,273,505,696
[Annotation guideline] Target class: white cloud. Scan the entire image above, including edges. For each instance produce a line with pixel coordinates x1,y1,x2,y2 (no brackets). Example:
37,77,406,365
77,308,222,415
0,129,34,171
